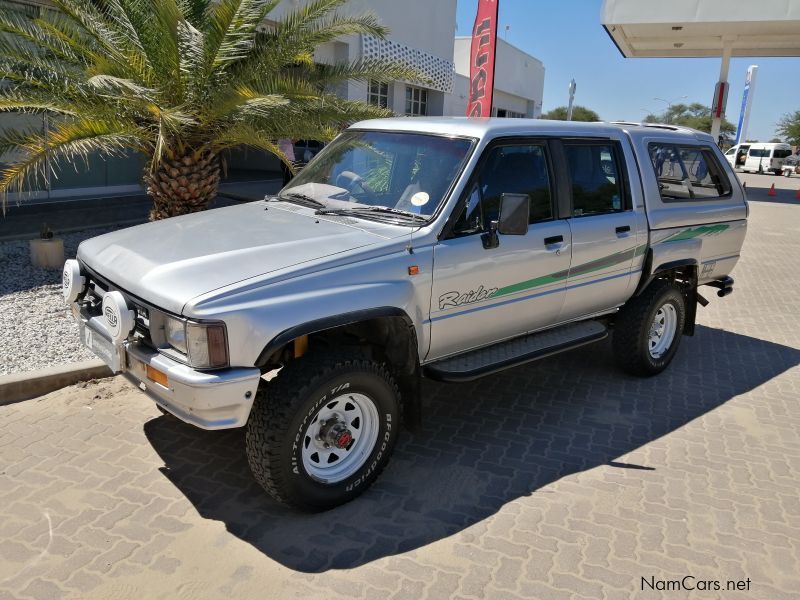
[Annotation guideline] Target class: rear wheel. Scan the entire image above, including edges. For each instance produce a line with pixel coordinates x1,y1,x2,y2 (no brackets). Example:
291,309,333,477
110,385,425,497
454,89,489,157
245,350,401,511
613,279,686,377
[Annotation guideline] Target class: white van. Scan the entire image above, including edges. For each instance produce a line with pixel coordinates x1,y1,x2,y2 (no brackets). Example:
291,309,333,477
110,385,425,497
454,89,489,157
724,142,793,174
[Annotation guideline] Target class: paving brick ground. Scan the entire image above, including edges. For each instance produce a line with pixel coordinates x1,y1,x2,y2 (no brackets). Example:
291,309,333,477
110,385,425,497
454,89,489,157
1,200,799,599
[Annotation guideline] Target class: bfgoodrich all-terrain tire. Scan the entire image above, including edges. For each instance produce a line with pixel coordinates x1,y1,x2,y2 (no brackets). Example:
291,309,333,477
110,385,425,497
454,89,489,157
245,351,401,511
613,279,686,377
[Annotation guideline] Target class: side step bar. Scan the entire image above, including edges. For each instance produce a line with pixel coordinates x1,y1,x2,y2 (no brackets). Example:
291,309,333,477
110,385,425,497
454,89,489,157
423,320,608,383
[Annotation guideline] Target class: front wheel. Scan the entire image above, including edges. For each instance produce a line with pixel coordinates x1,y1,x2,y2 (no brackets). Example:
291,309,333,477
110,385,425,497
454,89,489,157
613,280,686,377
246,350,401,511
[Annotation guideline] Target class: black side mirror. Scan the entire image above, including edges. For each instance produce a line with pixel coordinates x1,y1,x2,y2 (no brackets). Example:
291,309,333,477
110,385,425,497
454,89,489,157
481,193,529,249
497,193,529,235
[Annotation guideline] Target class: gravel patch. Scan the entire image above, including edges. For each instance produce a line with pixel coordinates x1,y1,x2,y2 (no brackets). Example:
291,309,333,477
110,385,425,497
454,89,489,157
0,226,126,376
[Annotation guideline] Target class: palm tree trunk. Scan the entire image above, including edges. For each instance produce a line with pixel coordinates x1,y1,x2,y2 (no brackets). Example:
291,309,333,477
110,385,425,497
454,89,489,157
144,152,221,220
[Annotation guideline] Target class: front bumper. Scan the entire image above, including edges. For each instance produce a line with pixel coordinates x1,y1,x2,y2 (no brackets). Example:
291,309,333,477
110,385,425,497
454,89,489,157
74,303,261,430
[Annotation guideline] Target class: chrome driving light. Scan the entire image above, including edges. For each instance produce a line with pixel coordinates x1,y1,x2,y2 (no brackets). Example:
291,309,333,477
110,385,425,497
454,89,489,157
186,322,228,369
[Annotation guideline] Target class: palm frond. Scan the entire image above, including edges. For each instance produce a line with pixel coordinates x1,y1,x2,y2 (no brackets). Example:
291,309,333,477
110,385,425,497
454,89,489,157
0,118,150,206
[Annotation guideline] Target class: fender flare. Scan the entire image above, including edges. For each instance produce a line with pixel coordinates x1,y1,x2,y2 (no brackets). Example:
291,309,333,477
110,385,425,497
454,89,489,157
634,250,698,297
254,306,414,368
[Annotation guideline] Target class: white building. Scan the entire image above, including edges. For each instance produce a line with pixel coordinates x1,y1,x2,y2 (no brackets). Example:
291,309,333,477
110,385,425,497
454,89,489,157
447,37,545,118
1,0,545,201
272,1,545,119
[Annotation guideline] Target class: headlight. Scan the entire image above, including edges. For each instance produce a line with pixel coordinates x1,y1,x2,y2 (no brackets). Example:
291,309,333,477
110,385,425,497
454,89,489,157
165,317,187,354
164,317,228,369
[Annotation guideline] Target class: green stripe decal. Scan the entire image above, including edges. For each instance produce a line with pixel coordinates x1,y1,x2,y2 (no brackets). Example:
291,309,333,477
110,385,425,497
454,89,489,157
662,224,729,243
492,243,648,299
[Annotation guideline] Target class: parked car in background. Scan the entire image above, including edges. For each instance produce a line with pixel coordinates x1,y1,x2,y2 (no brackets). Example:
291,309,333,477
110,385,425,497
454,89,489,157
780,153,800,177
725,142,793,174
724,144,749,169
293,140,325,169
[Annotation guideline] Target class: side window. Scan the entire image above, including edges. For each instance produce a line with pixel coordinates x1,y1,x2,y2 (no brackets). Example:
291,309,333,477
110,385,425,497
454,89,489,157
453,144,553,235
564,143,626,216
649,143,732,201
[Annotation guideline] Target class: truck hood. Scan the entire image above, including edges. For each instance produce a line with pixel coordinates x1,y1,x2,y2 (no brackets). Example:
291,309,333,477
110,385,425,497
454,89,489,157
77,202,395,314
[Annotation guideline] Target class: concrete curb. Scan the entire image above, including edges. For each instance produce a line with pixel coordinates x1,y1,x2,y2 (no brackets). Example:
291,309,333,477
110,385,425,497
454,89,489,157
0,360,113,406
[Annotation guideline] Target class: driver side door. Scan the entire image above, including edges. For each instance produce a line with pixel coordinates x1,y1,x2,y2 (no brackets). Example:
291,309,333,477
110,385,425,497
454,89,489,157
427,140,572,361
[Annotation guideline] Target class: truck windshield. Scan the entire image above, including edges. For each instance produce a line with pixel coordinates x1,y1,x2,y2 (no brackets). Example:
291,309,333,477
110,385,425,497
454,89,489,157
282,131,473,218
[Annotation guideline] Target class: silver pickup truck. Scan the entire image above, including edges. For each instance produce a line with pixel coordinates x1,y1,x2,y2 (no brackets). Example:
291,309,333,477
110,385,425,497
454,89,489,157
63,118,747,511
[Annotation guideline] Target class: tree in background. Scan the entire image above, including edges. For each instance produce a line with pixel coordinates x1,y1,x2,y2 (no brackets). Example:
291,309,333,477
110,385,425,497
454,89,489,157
0,0,418,219
541,105,601,122
644,103,736,140
776,111,800,147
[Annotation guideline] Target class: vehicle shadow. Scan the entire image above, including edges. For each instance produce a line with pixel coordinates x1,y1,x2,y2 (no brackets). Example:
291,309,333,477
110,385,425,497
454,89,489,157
143,325,800,573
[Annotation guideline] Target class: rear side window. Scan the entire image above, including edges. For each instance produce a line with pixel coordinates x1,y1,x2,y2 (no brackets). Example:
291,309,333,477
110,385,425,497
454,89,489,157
564,143,627,216
648,143,732,201
774,149,792,159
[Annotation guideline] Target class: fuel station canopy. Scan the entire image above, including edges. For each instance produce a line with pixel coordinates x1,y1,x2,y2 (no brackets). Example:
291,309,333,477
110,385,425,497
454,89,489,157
602,0,800,58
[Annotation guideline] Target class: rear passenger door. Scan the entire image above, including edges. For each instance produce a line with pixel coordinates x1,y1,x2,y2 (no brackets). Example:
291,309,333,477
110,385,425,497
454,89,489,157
559,140,642,320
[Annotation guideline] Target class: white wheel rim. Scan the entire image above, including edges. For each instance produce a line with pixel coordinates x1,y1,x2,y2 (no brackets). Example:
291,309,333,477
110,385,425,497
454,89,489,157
648,303,678,359
301,392,380,484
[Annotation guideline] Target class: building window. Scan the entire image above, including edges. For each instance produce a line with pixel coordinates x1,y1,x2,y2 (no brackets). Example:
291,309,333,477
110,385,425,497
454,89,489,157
405,86,428,116
368,80,389,108
496,109,526,118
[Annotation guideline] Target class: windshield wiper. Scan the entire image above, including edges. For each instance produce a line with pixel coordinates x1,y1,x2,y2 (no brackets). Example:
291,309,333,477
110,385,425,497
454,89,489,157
316,205,428,223
276,192,326,209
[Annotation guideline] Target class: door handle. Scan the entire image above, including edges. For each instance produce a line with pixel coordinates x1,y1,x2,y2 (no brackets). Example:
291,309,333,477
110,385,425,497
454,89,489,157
615,225,631,234
544,235,563,246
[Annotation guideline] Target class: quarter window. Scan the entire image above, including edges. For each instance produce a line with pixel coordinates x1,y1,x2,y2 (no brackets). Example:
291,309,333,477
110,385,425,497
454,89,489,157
453,144,553,235
564,143,626,216
649,143,732,200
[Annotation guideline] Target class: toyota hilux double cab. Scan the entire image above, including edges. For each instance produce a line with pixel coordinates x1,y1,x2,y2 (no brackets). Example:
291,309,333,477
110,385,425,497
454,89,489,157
63,118,747,511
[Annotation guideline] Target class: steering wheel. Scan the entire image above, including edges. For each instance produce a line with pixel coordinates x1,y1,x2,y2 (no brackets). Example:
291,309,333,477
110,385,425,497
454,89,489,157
336,171,375,198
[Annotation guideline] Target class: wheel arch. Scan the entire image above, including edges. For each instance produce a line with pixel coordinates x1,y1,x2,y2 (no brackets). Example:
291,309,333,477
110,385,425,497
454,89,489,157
633,250,698,335
255,307,423,431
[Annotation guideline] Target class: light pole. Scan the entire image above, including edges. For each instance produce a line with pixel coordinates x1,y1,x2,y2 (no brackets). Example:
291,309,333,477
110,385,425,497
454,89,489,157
566,79,576,121
653,95,687,123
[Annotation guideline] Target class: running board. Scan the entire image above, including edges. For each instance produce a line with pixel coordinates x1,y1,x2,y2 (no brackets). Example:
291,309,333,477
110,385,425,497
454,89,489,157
423,321,608,382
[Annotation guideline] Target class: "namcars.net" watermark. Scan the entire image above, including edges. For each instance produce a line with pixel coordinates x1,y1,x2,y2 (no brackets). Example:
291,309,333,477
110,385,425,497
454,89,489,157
642,576,752,592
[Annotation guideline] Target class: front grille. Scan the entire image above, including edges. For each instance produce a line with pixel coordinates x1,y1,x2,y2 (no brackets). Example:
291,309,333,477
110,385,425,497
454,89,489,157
79,266,155,349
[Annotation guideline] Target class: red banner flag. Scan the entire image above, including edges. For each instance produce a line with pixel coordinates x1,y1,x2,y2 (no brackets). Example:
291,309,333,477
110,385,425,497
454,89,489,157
467,0,499,118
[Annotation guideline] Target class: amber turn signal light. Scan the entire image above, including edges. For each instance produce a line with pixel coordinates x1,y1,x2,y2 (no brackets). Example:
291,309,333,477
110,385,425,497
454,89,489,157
408,265,419,276
146,364,169,387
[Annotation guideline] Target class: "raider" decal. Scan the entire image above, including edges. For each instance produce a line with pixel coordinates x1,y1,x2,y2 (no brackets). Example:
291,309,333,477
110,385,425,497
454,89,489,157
439,285,498,309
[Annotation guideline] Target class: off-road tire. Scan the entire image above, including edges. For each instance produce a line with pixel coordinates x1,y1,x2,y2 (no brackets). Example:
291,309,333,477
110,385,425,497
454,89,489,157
613,279,686,377
245,350,401,511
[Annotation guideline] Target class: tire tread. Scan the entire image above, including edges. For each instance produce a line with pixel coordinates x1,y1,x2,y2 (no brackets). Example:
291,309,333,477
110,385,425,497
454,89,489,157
245,349,400,510
613,279,684,377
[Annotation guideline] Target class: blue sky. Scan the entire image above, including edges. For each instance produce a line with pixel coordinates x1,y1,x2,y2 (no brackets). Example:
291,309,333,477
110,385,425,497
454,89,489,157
455,0,799,141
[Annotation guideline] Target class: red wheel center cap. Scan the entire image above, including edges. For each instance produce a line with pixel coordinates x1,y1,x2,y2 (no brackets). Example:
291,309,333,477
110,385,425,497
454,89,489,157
334,431,353,449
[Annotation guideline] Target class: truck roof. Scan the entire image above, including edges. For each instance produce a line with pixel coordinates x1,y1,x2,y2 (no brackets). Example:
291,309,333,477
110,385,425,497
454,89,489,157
350,117,714,144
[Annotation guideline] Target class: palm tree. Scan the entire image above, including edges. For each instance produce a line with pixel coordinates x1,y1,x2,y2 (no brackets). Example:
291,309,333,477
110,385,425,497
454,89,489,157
0,0,418,218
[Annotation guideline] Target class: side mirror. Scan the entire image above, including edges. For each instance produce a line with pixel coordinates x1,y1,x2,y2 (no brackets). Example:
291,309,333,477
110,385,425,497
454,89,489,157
481,193,529,249
497,193,529,235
